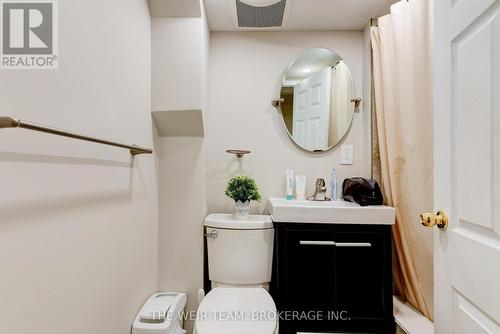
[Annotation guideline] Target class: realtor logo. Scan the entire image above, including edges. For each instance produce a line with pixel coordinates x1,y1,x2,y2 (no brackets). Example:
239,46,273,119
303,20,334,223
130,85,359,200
1,0,58,69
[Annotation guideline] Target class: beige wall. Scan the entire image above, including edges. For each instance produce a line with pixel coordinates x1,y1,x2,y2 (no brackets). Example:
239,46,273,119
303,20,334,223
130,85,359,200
207,31,370,213
155,6,210,334
157,137,205,334
152,17,204,112
0,1,158,334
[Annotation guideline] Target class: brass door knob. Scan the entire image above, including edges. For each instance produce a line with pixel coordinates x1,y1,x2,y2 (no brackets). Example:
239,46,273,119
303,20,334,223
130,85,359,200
420,210,448,230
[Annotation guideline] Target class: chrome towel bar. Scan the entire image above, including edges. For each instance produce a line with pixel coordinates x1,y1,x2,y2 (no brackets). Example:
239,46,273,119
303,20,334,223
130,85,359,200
0,116,153,156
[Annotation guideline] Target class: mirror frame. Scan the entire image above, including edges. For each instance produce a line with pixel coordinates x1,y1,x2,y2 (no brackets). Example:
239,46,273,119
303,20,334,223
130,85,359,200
277,47,356,153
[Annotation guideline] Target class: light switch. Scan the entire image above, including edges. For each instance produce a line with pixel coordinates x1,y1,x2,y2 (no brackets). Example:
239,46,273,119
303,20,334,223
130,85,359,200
340,144,353,165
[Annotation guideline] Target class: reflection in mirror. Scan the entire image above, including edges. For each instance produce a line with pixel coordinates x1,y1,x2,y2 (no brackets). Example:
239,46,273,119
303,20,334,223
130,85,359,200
280,48,356,152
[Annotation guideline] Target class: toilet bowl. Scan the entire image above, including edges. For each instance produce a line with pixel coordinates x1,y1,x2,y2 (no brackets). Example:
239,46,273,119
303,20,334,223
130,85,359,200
195,288,277,334
197,214,277,334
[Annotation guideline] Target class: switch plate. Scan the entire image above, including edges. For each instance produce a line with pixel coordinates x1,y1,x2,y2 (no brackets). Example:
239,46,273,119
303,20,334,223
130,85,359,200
340,144,353,165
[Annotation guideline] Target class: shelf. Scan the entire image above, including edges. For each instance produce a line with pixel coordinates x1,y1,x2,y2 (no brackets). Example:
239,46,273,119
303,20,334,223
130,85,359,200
152,109,204,137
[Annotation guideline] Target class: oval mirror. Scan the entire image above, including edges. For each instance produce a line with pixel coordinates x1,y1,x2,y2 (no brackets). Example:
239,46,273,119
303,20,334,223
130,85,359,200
279,48,356,152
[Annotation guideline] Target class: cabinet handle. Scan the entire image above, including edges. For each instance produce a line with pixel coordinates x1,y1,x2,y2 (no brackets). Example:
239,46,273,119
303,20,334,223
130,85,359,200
299,241,371,247
336,242,371,247
300,241,336,246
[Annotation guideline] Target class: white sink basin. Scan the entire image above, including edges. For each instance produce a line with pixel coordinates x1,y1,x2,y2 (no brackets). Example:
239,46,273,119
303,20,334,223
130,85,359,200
267,197,395,225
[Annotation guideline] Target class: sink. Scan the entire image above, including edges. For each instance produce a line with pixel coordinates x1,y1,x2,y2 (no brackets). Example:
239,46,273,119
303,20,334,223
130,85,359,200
267,197,395,225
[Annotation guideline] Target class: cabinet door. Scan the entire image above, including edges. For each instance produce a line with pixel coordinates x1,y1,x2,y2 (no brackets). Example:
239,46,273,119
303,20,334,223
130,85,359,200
333,230,390,319
276,224,393,334
278,226,336,311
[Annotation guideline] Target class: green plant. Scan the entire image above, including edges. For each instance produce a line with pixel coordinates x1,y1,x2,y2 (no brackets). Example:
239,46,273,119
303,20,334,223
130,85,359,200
225,175,262,203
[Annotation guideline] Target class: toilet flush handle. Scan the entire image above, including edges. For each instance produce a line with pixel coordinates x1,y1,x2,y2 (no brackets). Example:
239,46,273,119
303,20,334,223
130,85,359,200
204,230,218,239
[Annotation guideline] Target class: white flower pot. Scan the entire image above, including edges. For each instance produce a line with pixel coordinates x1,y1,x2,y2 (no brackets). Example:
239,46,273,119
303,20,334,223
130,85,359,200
234,200,250,220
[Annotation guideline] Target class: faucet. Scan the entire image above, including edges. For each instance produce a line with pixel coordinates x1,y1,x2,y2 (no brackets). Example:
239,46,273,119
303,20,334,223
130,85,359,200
307,178,331,201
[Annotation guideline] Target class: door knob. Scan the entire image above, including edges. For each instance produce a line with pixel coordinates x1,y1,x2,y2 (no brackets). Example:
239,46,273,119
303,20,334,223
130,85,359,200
420,210,448,230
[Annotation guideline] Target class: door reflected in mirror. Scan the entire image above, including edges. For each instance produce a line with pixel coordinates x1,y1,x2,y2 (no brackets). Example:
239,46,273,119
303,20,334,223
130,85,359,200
280,48,356,152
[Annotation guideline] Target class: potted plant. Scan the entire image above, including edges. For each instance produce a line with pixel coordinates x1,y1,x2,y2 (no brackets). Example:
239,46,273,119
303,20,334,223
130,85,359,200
225,175,261,220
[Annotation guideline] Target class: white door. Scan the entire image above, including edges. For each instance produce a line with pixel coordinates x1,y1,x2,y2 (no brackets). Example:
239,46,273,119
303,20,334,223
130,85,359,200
293,67,331,151
433,0,500,333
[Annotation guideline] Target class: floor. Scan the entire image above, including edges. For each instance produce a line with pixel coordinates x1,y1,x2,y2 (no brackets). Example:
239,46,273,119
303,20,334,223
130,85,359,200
396,324,407,334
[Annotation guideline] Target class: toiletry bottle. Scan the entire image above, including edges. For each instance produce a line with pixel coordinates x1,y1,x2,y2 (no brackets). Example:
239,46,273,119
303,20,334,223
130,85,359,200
331,168,337,201
295,175,306,200
286,170,294,200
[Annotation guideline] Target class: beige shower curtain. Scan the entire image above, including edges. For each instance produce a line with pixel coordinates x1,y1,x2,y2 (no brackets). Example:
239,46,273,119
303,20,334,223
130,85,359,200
329,60,355,146
371,0,434,319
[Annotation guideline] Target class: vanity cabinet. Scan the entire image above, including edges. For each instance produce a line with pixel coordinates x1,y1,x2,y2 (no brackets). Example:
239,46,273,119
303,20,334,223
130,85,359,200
272,222,394,334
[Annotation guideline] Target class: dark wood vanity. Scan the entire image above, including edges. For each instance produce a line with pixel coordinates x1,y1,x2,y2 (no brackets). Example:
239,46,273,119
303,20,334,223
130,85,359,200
271,222,394,334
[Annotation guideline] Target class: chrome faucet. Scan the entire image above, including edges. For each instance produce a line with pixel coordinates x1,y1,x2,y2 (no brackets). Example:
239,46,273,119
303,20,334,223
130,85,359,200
307,178,331,201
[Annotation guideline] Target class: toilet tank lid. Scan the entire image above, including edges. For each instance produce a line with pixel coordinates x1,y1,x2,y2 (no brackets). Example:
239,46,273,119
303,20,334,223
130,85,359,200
204,214,272,229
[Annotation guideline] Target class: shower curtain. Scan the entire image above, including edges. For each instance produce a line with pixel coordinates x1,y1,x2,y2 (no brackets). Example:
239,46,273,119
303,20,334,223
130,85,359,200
329,60,355,146
371,0,433,319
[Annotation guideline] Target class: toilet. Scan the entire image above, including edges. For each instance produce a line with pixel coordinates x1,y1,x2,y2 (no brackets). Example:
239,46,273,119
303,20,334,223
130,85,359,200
195,214,277,334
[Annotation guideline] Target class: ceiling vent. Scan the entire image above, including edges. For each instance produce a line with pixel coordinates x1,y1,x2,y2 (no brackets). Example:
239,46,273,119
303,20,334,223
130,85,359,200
234,0,291,28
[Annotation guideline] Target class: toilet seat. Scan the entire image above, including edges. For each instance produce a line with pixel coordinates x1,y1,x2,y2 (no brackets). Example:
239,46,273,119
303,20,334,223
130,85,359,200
195,288,277,334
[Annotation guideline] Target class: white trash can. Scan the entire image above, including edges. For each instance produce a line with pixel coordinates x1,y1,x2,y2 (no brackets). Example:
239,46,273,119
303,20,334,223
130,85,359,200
132,292,187,334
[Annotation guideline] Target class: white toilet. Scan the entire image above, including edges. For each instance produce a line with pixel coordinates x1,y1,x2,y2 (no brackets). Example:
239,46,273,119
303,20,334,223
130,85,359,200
195,214,277,334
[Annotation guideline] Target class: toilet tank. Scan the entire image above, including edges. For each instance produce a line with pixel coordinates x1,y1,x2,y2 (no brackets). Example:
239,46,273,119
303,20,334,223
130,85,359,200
204,214,274,286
